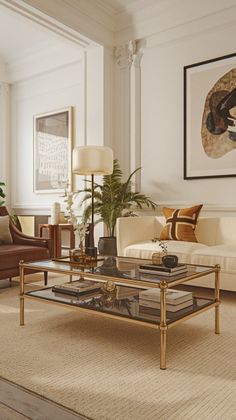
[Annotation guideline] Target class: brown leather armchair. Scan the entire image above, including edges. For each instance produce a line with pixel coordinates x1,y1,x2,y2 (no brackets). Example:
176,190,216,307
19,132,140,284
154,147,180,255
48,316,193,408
0,207,52,285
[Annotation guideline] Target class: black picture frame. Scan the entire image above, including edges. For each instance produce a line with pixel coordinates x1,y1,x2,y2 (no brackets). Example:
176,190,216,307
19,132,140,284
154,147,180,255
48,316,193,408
184,52,236,180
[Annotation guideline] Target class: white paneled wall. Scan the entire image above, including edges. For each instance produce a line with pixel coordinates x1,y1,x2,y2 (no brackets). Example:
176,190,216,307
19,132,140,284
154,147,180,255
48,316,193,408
141,24,236,211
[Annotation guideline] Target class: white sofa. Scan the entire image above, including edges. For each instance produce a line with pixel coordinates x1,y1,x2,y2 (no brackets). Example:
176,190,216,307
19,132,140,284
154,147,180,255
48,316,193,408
117,216,236,292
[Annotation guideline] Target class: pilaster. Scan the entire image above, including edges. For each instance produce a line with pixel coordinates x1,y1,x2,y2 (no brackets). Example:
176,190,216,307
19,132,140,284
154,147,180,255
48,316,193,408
114,40,144,187
0,82,10,207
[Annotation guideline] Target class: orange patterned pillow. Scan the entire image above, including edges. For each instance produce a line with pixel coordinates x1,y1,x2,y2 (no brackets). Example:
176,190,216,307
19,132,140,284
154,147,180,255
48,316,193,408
159,205,203,242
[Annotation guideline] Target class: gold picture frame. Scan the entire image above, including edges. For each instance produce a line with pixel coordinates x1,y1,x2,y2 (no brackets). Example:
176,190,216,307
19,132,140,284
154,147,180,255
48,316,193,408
33,107,73,193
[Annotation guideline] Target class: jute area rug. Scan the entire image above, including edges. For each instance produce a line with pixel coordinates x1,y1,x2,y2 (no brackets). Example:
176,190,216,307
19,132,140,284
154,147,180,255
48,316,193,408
0,275,235,420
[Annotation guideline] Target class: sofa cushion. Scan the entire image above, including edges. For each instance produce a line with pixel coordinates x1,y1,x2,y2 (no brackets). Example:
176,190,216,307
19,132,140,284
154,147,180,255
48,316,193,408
0,215,13,244
160,205,203,242
123,240,208,263
0,244,49,271
191,245,236,273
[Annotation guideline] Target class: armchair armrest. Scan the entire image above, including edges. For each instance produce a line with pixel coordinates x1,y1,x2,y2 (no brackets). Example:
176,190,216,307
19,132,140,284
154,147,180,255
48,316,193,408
10,223,53,256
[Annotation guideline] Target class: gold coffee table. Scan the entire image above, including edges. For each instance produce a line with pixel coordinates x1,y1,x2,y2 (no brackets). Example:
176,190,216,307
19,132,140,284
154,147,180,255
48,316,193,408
19,257,221,370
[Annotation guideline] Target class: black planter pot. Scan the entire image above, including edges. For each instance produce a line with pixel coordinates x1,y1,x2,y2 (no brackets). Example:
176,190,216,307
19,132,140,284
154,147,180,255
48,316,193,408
98,236,117,256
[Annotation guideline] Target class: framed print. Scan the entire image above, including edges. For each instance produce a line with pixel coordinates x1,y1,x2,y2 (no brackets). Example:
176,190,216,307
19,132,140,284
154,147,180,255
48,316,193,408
34,107,73,193
184,53,236,179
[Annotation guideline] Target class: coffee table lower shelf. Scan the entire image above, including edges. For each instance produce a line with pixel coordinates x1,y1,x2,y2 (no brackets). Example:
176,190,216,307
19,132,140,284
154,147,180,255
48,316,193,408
23,287,216,328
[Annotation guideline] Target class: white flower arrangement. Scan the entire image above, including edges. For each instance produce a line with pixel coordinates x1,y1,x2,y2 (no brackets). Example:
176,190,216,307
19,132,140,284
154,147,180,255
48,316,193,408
64,192,88,251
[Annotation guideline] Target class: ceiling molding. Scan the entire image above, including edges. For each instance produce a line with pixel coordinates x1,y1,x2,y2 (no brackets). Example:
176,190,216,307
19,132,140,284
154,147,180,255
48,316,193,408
0,0,92,48
18,0,115,47
145,5,236,49
114,0,236,44
2,0,236,53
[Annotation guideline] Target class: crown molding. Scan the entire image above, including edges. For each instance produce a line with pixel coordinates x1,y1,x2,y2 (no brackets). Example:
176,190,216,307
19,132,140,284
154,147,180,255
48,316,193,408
3,0,236,52
145,4,236,49
0,0,92,48
17,0,115,47
115,0,236,44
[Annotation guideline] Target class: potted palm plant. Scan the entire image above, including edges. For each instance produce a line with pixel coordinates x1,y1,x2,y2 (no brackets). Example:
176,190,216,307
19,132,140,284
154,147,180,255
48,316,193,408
77,159,157,255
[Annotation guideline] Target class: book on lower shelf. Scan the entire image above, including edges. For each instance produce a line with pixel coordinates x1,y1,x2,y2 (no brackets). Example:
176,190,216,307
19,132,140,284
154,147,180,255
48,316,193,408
139,298,193,312
138,263,187,276
139,288,192,305
52,279,102,296
139,302,195,320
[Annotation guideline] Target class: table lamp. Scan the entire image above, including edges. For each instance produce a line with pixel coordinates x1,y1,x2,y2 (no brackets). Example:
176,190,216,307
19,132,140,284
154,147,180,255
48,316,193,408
72,145,113,256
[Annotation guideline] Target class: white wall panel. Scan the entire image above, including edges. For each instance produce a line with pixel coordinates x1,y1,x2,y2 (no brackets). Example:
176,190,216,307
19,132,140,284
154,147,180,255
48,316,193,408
11,61,85,212
141,23,236,209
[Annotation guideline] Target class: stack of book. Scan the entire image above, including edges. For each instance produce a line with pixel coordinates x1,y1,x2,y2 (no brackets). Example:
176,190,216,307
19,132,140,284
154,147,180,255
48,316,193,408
138,263,188,276
52,279,102,296
139,288,193,313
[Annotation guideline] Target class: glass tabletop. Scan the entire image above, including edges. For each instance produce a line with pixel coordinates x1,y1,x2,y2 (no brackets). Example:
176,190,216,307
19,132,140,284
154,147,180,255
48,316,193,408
24,256,216,286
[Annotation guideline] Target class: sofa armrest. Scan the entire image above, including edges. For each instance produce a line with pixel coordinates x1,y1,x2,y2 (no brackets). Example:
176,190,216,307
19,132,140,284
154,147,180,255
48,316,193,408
10,224,53,256
117,216,158,256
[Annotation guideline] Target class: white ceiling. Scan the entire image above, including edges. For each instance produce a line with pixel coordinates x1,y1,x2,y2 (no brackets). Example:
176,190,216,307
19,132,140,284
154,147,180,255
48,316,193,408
0,4,84,82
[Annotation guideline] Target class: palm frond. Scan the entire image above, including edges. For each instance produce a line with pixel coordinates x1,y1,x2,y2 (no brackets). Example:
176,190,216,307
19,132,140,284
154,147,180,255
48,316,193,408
77,159,158,236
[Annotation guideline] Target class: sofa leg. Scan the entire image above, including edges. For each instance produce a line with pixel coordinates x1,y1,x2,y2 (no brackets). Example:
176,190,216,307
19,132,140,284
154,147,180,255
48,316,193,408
9,278,12,287
44,272,48,286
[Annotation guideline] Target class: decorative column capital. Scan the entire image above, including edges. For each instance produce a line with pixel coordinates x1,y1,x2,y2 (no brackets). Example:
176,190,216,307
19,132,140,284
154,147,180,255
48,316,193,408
114,40,137,69
114,39,146,69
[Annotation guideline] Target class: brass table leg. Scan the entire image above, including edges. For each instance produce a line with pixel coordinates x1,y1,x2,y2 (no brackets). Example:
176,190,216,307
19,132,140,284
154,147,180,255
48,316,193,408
215,264,221,334
160,281,167,369
19,260,25,326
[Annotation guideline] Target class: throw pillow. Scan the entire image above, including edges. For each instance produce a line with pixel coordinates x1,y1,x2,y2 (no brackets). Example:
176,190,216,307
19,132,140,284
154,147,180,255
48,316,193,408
0,215,13,244
159,205,203,242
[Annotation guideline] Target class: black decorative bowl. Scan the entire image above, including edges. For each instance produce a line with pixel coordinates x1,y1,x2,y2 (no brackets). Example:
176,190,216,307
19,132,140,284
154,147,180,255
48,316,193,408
162,254,178,268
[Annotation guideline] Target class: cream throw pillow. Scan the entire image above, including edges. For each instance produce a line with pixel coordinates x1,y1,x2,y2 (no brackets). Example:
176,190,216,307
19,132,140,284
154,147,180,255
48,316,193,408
0,215,13,244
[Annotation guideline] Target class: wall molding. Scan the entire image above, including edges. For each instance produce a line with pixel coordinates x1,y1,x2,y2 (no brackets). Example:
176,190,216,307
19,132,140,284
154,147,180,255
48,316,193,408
115,0,236,44
138,203,236,216
0,0,92,48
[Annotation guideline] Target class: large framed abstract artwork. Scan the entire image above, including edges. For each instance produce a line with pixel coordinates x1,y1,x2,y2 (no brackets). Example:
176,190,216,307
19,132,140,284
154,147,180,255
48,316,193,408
184,53,236,179
34,107,73,193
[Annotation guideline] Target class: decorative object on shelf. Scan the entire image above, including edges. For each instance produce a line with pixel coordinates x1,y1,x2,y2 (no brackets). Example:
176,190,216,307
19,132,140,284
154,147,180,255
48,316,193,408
151,240,168,264
162,254,179,269
69,248,97,267
0,182,6,207
72,145,114,258
34,107,73,193
51,202,61,225
77,159,157,256
101,279,117,306
184,52,236,179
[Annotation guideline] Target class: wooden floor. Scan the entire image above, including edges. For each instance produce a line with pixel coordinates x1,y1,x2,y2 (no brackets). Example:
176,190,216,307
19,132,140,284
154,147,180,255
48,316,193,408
0,377,87,420
0,279,87,420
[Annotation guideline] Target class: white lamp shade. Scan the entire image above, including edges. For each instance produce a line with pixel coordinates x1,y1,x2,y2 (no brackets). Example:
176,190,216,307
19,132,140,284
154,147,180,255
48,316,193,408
72,146,113,175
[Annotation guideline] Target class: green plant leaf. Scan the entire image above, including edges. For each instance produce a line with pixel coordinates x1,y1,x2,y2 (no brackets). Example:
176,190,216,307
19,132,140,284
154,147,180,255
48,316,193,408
73,159,158,237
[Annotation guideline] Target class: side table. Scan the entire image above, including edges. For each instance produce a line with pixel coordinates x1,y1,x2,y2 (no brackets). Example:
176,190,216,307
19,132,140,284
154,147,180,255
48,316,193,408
39,224,75,258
